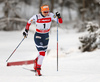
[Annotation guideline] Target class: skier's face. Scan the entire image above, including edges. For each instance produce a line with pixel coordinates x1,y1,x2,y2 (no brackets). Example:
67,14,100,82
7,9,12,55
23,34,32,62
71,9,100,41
41,5,49,16
42,11,49,16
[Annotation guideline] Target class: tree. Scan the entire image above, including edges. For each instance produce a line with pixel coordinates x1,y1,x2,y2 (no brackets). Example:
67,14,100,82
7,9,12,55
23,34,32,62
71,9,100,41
51,0,54,12
2,0,27,31
39,0,43,13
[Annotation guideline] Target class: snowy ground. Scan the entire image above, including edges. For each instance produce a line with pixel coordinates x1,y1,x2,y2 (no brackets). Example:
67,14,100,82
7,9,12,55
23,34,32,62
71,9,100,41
0,27,100,82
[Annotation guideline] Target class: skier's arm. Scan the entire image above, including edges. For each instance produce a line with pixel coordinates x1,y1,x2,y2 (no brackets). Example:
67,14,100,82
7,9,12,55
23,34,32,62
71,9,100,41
56,12,63,23
25,15,36,30
58,18,63,23
23,15,36,37
25,22,31,31
51,12,63,23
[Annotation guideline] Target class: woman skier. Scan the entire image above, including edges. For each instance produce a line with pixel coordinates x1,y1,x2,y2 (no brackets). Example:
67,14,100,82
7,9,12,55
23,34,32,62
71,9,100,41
23,4,63,76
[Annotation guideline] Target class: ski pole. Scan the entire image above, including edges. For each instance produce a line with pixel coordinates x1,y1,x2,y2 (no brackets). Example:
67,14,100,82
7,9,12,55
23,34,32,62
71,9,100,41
57,18,58,71
6,37,26,62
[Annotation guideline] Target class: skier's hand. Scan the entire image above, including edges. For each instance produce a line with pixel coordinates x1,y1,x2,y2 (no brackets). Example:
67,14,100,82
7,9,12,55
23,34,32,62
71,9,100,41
56,12,61,18
23,29,28,38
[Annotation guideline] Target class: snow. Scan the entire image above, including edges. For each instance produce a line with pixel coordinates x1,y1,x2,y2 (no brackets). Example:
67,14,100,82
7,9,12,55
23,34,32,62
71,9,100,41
0,26,100,82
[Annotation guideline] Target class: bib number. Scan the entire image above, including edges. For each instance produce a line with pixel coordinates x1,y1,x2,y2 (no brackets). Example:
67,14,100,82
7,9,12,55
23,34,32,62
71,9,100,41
43,23,46,29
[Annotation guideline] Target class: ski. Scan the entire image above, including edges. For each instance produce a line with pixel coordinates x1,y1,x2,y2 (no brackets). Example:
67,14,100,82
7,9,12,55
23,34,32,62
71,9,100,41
23,67,42,76
7,59,35,66
23,67,36,72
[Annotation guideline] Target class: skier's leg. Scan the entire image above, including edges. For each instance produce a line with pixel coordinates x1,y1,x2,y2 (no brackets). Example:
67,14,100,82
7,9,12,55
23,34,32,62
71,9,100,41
36,51,45,76
33,32,41,71
37,51,45,66
36,33,49,68
33,57,38,71
34,32,49,76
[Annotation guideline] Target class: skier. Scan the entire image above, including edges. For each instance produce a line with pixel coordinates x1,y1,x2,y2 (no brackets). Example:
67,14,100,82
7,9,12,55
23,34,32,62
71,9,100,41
23,4,63,76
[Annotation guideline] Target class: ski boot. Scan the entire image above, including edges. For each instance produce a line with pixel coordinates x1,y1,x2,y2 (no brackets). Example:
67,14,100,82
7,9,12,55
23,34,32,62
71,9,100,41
36,67,42,76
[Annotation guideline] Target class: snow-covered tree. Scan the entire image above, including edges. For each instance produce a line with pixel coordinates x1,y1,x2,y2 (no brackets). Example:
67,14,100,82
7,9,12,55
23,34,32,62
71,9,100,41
79,21,100,52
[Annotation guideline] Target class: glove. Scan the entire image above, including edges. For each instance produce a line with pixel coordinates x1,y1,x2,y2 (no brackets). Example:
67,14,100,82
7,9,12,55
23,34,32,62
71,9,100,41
56,12,61,18
23,29,28,38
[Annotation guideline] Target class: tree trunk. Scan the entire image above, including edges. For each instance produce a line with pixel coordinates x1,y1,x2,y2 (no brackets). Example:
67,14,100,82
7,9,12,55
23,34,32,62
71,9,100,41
39,0,43,13
82,0,85,21
51,0,54,12
68,7,72,21
60,0,64,18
